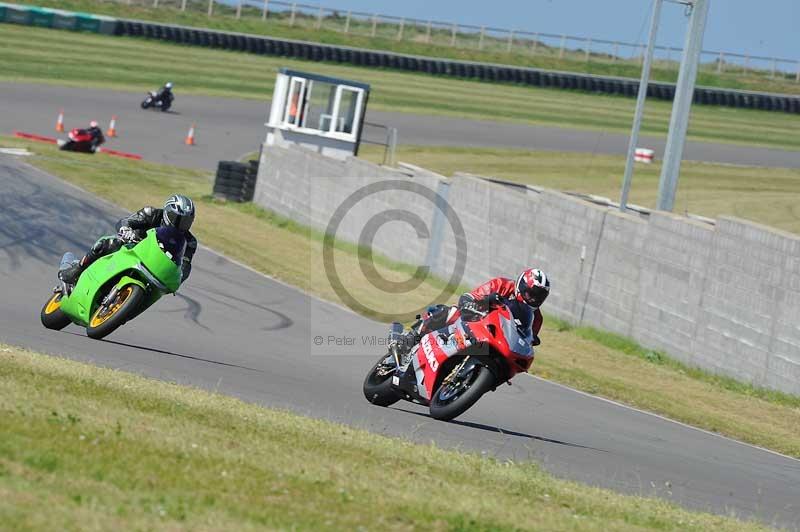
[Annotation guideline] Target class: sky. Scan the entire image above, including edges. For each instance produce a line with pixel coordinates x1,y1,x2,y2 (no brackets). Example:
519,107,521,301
320,0,798,60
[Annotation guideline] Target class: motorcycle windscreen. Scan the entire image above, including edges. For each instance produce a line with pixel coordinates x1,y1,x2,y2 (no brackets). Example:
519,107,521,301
155,226,186,265
498,314,534,358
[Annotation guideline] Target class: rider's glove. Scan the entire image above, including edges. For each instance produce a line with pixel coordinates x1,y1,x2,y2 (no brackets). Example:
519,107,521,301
460,301,481,314
118,226,137,242
478,292,503,309
532,334,541,347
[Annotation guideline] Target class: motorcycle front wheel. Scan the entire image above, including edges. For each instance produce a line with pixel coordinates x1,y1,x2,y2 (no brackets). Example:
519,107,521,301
141,99,151,109
86,284,143,339
363,352,401,407
429,362,494,421
40,292,71,330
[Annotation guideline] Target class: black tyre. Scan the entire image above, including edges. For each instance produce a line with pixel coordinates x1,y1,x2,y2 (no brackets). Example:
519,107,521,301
40,292,71,330
86,284,144,339
429,362,494,421
141,99,151,109
363,353,401,407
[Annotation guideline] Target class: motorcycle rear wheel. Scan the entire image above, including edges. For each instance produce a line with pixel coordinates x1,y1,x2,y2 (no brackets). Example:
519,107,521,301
363,353,401,407
429,363,494,421
40,292,71,330
86,284,144,339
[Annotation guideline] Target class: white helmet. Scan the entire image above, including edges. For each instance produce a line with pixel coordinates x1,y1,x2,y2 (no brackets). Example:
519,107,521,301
165,82,173,89
89,120,99,128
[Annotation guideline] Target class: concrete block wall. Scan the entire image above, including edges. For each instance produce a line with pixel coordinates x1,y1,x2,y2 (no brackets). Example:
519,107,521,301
254,144,800,395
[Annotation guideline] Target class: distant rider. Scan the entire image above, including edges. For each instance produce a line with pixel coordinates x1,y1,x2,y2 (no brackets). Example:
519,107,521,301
86,120,105,151
156,81,174,107
59,195,197,285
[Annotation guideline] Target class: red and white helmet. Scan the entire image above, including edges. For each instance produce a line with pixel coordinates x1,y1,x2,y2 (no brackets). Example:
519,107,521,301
516,268,550,308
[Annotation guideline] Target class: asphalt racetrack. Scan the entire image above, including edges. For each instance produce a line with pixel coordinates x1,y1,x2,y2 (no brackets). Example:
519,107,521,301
2,82,799,170
2,155,800,527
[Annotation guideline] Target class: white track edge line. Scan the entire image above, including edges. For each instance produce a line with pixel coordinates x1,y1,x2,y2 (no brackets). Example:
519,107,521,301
528,374,800,464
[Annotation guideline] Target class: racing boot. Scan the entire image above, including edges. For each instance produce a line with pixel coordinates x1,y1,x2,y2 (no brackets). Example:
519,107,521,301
58,255,89,285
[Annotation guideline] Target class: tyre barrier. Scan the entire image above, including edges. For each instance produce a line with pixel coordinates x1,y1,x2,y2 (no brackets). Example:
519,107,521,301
213,160,258,202
111,19,799,114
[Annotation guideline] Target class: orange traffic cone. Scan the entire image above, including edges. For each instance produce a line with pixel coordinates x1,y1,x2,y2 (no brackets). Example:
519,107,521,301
55,109,64,133
184,123,196,146
106,115,118,137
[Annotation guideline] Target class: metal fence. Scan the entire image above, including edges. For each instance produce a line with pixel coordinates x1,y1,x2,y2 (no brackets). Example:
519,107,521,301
111,0,800,82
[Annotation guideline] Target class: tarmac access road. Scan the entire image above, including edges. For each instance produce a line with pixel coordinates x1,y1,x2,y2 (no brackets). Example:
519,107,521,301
2,82,798,170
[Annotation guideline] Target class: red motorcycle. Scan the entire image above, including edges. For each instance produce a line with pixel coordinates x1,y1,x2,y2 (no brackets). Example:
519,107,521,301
58,128,103,153
363,301,535,421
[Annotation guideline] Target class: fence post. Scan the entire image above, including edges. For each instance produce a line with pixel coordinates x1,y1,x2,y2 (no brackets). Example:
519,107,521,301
771,58,777,78
425,21,431,43
478,26,485,50
397,18,404,40
207,0,213,17
316,6,323,29
181,0,187,11
289,3,296,26
531,33,539,56
343,10,351,33
716,51,724,73
558,34,566,59
743,54,750,72
371,14,377,37
638,44,645,66
261,0,268,20
450,24,457,46
584,38,592,62
796,61,800,82
506,30,514,53
153,0,159,7
236,0,242,20
612,41,619,62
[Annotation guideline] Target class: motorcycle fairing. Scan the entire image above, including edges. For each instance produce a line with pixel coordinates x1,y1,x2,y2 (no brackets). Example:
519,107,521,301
59,230,181,326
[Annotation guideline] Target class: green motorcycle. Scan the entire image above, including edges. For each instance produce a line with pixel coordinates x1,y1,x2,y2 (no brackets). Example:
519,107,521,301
40,227,185,339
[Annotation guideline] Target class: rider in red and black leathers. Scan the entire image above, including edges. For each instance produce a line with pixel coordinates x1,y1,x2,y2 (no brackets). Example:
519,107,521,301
458,276,544,343
400,269,551,358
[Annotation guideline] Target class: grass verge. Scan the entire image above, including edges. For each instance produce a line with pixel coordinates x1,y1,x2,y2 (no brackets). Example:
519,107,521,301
0,343,769,530
360,145,800,235
2,23,800,151
4,135,800,459
16,0,800,96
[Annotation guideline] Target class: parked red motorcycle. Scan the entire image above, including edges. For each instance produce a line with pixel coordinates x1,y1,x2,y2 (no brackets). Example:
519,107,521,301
58,127,104,153
363,300,535,421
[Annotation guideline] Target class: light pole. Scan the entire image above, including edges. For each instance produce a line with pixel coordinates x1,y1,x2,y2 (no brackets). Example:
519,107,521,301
619,0,663,212
656,0,710,211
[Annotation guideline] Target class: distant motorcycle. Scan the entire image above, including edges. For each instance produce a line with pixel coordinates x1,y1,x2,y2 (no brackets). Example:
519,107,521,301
58,128,103,153
363,300,536,421
141,90,174,112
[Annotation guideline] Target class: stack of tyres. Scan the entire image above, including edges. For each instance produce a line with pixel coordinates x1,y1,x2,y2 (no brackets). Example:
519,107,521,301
212,160,258,202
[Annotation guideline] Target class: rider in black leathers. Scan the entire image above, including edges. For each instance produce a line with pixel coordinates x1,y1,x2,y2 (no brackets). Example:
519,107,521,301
60,195,197,285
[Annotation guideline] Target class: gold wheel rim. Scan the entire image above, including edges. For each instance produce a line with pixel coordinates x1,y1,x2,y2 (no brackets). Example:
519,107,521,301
44,293,62,315
89,286,133,328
